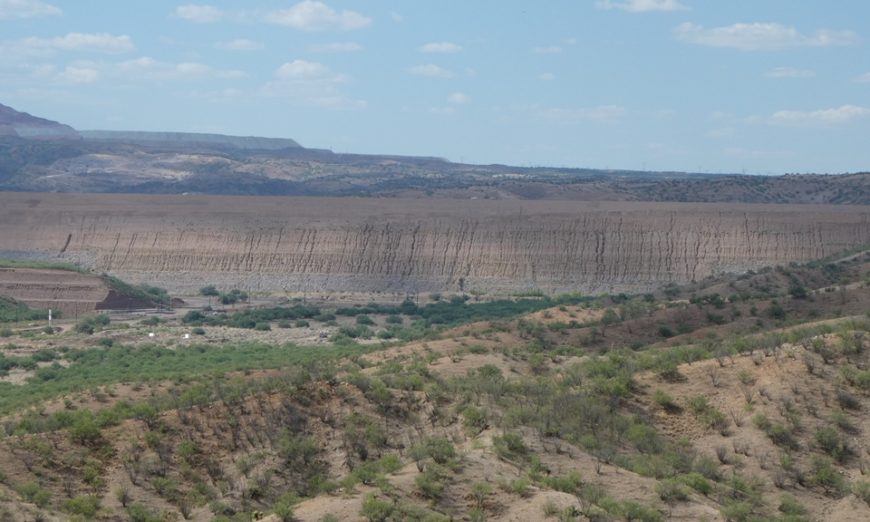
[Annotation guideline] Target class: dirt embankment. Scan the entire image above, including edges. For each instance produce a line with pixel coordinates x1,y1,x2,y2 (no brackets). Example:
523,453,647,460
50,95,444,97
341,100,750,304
0,267,109,318
1,193,868,295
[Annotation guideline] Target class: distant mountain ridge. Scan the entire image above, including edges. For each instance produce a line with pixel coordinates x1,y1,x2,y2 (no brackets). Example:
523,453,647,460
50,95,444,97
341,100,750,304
79,130,301,151
0,103,79,139
0,102,302,150
0,102,868,204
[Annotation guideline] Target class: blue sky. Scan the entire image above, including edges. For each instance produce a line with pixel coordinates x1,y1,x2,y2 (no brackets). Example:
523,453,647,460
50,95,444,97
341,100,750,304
1,0,869,174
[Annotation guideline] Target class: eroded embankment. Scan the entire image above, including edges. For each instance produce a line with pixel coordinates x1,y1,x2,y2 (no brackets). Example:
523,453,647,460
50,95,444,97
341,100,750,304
1,193,868,294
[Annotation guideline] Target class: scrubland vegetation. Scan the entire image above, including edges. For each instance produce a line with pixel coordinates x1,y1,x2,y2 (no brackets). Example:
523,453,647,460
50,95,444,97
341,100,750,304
0,250,868,521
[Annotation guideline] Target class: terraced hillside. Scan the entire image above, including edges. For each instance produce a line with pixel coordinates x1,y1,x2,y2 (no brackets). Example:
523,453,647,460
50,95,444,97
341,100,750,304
0,192,868,295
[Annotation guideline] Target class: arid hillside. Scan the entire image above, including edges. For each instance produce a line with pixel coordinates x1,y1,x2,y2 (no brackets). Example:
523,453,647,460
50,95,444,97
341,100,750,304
0,248,868,522
1,193,868,295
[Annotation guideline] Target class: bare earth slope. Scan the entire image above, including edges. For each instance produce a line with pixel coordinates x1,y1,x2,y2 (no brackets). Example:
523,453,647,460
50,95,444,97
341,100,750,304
0,268,108,318
1,192,867,295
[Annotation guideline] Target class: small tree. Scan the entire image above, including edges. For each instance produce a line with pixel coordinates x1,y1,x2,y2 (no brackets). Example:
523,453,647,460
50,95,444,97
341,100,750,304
199,285,219,297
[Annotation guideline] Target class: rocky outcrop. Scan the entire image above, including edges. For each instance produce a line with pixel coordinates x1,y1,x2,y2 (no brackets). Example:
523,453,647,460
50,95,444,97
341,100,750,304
1,193,868,295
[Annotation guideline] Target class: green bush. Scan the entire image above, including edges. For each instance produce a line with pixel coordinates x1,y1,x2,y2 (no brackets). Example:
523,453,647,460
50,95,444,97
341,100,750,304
544,471,583,495
16,481,51,508
65,495,101,517
360,493,394,521
415,464,450,499
809,456,847,496
493,432,528,460
677,472,712,496
853,481,870,506
653,390,680,413
815,426,848,462
74,314,110,335
127,503,162,522
778,495,807,516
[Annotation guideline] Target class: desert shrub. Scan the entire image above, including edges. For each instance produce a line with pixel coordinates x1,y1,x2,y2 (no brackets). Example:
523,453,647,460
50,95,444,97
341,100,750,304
545,471,583,495
720,501,753,522
677,472,712,496
656,478,689,502
853,481,870,506
505,477,531,497
355,314,375,325
809,456,847,496
272,497,296,522
753,414,798,450
199,285,219,297
74,314,110,334
653,390,680,413
254,322,271,331
778,495,808,517
493,432,528,460
461,406,487,434
16,481,51,508
127,504,162,522
767,302,786,320
69,412,102,445
836,388,861,410
815,427,848,462
470,481,492,509
192,327,206,335
425,437,457,465
415,463,450,499
360,494,393,522
65,495,101,517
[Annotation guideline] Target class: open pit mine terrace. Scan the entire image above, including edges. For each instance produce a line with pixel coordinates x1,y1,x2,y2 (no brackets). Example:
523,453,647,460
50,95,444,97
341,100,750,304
1,192,868,296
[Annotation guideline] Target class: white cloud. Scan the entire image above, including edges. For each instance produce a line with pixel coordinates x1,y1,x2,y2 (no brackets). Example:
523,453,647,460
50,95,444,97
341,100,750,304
56,65,100,84
215,39,262,51
261,59,365,110
765,66,815,78
173,4,223,23
408,64,453,78
310,41,363,53
0,33,134,60
118,57,244,81
538,72,556,81
771,105,870,125
418,41,462,54
596,0,687,12
390,11,403,23
674,22,859,51
855,72,870,84
265,1,371,31
533,45,562,54
276,59,331,79
0,0,60,19
447,92,470,105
